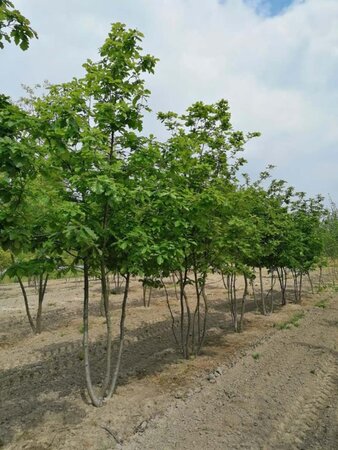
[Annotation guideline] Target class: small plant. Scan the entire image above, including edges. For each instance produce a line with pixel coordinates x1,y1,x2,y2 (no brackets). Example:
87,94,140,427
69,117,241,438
252,352,260,360
79,324,84,334
78,350,84,361
317,282,334,293
276,311,305,330
315,300,328,309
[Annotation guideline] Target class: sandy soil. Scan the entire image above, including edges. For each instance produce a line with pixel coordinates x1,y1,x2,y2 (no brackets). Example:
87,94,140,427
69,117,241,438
0,271,337,449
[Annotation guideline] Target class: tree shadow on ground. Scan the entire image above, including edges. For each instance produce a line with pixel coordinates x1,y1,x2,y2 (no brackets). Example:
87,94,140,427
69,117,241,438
0,299,232,446
0,286,150,344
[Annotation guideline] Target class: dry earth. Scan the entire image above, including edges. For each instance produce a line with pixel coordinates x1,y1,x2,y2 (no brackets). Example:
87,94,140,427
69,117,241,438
0,272,337,450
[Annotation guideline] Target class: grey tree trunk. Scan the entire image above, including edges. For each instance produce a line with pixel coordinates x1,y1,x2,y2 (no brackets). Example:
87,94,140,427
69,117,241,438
105,272,130,399
17,276,36,333
259,267,266,315
83,260,103,407
35,273,48,334
100,263,112,398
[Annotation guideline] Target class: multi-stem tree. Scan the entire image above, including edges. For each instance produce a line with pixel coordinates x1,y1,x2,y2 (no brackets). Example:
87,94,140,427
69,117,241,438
153,100,260,351
35,23,157,406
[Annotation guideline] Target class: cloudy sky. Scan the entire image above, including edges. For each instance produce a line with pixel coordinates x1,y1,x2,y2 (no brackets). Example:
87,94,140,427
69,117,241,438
1,0,337,203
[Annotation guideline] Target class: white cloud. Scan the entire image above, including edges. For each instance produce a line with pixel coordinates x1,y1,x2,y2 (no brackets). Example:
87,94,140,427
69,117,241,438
2,0,338,201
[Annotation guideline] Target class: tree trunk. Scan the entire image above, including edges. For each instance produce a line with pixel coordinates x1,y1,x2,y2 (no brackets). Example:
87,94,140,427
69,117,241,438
239,274,248,332
162,277,179,348
105,272,130,399
307,272,314,294
17,276,36,333
299,272,303,303
292,270,299,303
319,266,323,287
221,270,237,332
259,267,266,315
142,283,147,307
100,263,112,398
191,267,201,355
178,270,189,358
147,286,153,307
228,271,238,332
269,269,275,313
197,280,208,354
83,260,103,407
276,267,287,306
172,273,179,301
183,290,191,359
35,273,48,334
250,278,259,312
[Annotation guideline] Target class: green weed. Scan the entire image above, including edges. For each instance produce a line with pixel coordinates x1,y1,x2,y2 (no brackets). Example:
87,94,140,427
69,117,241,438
315,300,328,309
276,311,305,330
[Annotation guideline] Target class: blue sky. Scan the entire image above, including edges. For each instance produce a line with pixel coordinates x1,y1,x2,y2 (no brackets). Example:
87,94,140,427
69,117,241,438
249,0,296,16
1,0,337,204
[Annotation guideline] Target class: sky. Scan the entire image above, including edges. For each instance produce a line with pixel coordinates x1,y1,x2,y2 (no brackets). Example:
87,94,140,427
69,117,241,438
1,0,337,204
245,0,295,16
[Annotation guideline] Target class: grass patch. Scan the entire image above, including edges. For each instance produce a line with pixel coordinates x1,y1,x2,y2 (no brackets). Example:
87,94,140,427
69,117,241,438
252,352,260,360
315,299,328,309
317,282,338,293
275,311,305,330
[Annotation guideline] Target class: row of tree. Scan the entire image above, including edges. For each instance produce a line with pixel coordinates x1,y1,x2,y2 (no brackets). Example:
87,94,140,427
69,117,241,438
1,15,338,406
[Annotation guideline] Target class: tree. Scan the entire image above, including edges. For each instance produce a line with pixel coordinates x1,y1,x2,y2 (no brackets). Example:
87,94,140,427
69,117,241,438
0,0,37,50
0,94,64,332
4,175,65,333
154,100,259,349
35,23,158,406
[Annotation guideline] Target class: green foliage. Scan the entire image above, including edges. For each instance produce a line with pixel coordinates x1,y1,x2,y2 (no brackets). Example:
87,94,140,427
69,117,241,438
0,248,10,272
32,23,158,277
321,201,338,261
0,0,37,50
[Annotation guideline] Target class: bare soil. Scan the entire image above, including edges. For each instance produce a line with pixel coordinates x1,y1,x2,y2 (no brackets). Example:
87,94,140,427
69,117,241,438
0,272,337,449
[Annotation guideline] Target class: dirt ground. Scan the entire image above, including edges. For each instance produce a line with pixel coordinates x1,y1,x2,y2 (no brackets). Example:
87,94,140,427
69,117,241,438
0,271,337,450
